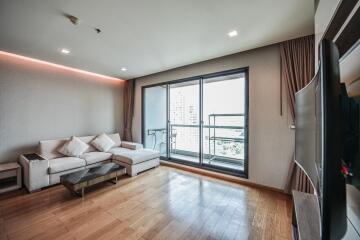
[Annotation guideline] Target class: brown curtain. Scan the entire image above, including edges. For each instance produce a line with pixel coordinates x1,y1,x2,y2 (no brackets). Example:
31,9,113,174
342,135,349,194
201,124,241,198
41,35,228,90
280,35,315,194
123,79,135,141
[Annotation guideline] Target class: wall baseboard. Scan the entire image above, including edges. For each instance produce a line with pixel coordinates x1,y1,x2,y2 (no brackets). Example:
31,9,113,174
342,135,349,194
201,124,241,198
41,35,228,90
160,160,287,194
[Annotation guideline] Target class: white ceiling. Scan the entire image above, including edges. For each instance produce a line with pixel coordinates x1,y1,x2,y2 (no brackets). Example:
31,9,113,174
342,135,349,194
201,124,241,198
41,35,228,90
0,0,314,80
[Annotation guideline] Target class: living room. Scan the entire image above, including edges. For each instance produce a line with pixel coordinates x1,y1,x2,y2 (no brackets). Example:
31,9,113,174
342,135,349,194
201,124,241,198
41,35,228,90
0,1,359,240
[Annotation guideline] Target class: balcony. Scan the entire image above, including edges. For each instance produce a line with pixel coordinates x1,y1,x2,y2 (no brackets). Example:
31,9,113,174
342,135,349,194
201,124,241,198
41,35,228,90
147,114,245,172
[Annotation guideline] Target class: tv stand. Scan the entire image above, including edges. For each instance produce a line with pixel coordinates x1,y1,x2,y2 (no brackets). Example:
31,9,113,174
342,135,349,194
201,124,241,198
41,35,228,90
292,191,320,240
345,184,360,240
292,189,360,240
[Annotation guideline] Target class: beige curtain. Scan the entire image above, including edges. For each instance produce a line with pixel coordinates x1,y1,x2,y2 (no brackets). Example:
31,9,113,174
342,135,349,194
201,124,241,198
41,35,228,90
123,79,135,141
280,35,315,194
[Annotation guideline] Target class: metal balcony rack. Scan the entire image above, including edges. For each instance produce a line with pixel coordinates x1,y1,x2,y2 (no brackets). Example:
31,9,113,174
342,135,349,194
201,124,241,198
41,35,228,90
208,114,245,165
147,128,166,150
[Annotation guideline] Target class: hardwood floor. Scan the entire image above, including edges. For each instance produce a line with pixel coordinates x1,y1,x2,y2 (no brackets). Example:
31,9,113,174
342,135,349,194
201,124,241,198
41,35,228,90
0,166,292,240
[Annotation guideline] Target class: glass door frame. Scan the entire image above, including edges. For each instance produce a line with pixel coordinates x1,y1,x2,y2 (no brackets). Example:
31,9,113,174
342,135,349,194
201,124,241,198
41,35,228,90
141,83,169,158
141,67,249,178
168,79,201,164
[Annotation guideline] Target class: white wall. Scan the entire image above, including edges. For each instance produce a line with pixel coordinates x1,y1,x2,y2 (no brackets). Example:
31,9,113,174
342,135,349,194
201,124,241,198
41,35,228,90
0,53,124,163
133,44,294,190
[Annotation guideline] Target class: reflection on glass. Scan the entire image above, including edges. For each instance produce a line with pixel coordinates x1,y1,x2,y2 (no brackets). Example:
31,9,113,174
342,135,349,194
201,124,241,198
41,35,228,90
169,80,200,162
144,85,167,157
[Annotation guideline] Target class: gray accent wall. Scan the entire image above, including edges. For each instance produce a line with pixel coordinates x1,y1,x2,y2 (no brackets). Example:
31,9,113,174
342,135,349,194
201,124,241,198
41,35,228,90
314,0,340,67
133,44,294,190
0,54,124,163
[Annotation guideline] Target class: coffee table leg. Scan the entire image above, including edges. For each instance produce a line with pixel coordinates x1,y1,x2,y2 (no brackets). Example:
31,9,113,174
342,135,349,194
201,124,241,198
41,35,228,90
81,188,84,198
109,177,117,184
71,189,82,197
109,172,118,184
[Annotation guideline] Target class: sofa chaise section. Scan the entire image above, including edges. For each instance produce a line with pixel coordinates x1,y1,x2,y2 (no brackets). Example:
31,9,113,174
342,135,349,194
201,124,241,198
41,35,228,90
112,149,160,176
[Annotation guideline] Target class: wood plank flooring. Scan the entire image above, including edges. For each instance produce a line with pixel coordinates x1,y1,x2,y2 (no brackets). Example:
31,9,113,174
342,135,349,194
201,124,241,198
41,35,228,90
0,166,292,240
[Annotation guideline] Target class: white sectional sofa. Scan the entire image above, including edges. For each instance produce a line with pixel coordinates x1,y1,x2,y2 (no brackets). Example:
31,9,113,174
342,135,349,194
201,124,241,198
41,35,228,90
19,133,160,192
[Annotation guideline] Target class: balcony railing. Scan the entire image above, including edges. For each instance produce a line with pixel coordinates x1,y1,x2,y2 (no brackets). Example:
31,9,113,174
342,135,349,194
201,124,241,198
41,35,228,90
146,114,245,170
170,125,244,166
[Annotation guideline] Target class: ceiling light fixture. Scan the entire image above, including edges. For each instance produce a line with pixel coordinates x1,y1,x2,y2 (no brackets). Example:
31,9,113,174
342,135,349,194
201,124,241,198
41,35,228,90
64,14,80,25
121,67,127,72
61,48,70,55
228,30,238,38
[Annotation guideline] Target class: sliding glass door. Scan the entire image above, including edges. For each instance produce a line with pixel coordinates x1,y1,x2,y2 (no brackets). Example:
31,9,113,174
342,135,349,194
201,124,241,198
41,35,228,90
143,84,167,157
169,80,200,163
202,73,247,173
142,68,248,177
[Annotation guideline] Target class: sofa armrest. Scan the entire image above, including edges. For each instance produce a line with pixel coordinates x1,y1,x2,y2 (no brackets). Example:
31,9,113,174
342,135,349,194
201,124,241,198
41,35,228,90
19,154,50,192
121,141,144,150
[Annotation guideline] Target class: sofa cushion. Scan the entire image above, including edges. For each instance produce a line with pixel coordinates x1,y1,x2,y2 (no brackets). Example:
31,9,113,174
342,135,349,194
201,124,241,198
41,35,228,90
48,157,86,174
39,133,121,160
58,136,89,157
91,133,115,152
39,138,68,160
80,152,112,165
107,147,132,155
121,141,143,150
113,149,160,165
107,133,122,147
78,135,97,153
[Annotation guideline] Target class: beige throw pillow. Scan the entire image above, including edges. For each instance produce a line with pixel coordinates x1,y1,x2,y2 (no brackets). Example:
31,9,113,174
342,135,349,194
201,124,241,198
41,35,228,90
58,136,89,157
91,133,115,152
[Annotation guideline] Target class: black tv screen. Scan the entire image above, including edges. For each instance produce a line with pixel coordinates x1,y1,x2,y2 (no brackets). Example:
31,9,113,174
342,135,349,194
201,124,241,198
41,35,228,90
318,39,347,240
295,39,348,240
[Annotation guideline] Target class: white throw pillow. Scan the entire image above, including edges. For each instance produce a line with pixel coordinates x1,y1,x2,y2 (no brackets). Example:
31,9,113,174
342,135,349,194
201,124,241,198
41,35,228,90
91,133,115,152
58,136,89,157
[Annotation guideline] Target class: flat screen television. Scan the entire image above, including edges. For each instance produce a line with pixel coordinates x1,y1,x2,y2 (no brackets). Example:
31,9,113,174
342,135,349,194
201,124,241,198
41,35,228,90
295,39,358,239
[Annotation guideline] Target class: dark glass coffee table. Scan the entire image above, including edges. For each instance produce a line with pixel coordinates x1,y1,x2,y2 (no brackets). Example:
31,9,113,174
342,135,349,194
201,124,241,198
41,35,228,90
60,162,126,197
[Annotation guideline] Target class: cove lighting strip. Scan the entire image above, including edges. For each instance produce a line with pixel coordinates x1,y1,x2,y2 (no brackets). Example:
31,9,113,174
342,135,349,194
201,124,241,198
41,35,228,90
0,50,124,82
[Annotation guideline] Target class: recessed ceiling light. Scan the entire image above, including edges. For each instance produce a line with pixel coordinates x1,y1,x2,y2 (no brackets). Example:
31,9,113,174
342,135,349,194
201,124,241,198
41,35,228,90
121,67,127,72
60,48,70,55
228,30,238,38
